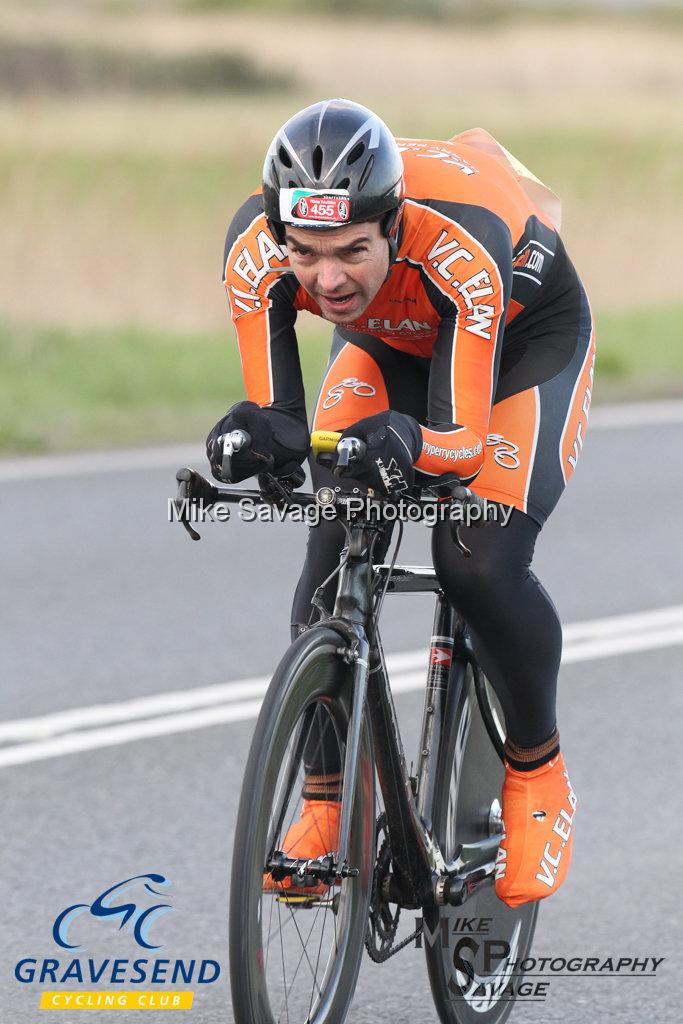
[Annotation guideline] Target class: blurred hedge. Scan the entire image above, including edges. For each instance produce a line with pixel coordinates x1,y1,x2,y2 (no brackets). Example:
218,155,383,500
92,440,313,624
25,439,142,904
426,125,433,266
184,0,683,25
0,38,289,95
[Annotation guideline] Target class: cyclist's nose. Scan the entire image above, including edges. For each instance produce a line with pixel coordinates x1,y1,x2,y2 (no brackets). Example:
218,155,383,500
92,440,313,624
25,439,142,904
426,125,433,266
316,258,348,294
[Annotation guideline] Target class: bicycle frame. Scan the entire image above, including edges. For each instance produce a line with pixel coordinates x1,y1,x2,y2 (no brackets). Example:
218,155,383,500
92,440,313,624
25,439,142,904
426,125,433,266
321,519,501,912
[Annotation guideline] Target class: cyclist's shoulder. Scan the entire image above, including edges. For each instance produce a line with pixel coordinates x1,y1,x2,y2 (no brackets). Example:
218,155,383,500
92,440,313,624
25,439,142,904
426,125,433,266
222,189,292,297
398,132,557,253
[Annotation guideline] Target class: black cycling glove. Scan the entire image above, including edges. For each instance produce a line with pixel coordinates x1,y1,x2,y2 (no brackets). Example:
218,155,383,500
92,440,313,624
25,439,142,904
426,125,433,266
206,401,309,484
337,411,422,495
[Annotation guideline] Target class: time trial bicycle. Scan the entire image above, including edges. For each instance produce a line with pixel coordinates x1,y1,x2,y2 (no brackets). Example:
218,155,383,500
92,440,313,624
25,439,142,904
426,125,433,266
174,430,538,1024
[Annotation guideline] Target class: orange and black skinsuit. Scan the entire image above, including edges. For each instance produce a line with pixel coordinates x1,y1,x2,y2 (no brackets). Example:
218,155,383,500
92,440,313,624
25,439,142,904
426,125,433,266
222,135,594,760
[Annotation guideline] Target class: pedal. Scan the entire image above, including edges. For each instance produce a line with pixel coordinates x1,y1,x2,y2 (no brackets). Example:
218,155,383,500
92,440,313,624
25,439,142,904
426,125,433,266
267,852,337,887
274,893,321,908
273,892,338,910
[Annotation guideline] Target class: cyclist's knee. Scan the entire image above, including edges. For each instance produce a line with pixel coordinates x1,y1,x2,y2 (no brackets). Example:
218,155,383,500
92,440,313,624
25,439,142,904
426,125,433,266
432,508,539,605
432,524,502,599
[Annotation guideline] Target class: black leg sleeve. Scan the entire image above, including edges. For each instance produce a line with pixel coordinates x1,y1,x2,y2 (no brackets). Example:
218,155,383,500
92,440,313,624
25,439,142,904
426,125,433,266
432,508,562,748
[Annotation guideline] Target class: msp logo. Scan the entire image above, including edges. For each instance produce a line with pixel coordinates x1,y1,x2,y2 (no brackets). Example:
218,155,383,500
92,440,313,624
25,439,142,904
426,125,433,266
53,873,172,951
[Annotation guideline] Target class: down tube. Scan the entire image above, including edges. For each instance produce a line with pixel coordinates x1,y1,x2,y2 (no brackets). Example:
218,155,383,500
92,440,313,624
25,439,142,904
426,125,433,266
416,606,471,832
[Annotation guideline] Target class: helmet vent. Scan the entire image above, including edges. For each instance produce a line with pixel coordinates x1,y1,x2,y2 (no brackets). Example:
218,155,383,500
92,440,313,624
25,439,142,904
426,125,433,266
358,155,375,191
347,141,366,166
312,145,323,179
335,176,350,190
278,145,292,169
270,161,280,188
288,179,297,189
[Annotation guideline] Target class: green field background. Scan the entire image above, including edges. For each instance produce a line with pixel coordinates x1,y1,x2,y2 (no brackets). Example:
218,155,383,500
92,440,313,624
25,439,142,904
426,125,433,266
1,1,681,453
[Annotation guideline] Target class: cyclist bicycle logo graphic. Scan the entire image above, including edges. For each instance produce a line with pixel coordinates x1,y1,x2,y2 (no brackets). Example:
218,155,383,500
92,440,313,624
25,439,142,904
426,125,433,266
486,433,521,470
52,873,173,951
322,377,377,410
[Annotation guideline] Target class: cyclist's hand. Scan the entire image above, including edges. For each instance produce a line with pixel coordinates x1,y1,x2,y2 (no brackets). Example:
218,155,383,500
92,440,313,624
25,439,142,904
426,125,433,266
206,401,276,482
337,411,422,495
206,402,309,484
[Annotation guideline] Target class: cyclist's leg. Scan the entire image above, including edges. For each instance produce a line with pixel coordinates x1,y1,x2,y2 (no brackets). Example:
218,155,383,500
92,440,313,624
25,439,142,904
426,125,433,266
432,282,595,906
434,278,595,740
433,508,561,747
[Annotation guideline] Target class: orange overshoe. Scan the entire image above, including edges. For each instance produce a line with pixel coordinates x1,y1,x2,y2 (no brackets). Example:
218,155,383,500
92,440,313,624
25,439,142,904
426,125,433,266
495,752,577,908
263,799,341,897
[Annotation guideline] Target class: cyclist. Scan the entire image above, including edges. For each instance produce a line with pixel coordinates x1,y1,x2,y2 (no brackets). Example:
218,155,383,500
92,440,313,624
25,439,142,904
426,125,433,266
207,99,592,908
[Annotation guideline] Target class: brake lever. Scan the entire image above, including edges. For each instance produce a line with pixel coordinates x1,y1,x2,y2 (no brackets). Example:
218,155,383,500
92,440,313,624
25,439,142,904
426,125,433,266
333,437,366,477
220,429,251,482
451,526,472,558
175,468,202,541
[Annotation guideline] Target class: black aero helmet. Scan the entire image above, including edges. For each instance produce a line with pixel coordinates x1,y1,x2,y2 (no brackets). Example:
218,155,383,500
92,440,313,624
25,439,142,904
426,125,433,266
263,98,405,261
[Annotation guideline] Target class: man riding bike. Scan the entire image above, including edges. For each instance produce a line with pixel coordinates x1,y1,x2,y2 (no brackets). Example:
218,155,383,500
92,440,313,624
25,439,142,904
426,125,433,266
207,99,592,908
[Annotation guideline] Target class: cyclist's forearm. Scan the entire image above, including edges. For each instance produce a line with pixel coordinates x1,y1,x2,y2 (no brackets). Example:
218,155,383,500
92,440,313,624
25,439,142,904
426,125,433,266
415,423,485,483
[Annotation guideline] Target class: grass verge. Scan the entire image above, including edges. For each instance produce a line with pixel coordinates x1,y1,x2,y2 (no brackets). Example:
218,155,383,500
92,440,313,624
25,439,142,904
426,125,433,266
0,306,680,455
0,319,329,454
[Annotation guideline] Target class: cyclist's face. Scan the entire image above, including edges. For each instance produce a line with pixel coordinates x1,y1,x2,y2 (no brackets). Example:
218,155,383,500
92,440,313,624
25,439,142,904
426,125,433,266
284,222,389,324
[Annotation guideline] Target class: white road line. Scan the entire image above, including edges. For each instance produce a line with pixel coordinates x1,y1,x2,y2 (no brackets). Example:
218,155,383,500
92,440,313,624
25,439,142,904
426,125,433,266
6,604,680,746
1,400,682,482
1,605,682,769
0,701,266,769
0,678,270,743
562,604,683,641
0,445,203,482
561,625,683,664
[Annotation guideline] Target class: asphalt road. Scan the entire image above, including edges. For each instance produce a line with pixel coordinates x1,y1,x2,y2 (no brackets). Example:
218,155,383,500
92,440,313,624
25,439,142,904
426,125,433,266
1,412,682,1023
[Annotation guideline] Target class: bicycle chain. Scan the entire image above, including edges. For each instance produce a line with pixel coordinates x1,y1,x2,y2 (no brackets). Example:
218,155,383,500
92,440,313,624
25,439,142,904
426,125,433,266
364,814,423,962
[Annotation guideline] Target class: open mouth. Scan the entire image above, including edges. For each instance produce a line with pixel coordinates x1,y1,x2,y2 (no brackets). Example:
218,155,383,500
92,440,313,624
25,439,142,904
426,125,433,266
320,292,356,311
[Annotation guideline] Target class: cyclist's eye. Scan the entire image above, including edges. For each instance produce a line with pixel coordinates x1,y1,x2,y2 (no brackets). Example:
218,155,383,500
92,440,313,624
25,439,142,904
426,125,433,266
341,247,367,261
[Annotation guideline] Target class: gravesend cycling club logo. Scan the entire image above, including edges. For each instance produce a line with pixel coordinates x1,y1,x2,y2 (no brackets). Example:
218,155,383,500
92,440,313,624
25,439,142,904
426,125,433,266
53,873,172,951
14,872,222,1012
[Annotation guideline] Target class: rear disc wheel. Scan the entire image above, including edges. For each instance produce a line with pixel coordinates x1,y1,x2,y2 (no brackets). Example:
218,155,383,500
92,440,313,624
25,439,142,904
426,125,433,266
424,663,538,1024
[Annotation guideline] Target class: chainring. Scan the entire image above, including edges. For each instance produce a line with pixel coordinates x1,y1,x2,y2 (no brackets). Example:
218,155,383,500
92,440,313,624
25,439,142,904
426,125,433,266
364,812,402,962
